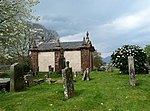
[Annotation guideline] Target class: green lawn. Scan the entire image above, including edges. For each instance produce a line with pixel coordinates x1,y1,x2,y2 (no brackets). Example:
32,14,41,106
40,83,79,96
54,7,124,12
0,71,150,111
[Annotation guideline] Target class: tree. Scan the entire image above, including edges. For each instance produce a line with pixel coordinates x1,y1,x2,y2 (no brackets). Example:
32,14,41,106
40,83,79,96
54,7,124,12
31,23,59,43
144,45,150,65
93,51,103,70
0,0,39,63
111,45,147,74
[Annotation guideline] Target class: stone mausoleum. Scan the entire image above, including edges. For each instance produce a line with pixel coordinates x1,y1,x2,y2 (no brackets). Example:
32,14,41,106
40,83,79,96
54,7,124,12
30,32,95,74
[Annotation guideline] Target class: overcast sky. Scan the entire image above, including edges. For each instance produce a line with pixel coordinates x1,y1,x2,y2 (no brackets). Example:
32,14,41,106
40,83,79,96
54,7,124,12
33,0,150,57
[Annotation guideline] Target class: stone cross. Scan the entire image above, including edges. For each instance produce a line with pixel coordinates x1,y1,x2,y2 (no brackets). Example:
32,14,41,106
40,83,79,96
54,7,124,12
82,68,90,81
62,61,74,99
10,63,25,92
128,56,136,86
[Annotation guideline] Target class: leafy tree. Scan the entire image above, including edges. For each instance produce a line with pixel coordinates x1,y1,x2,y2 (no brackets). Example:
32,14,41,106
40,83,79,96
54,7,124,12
93,50,103,70
144,45,150,65
0,0,39,63
111,45,147,74
31,23,59,43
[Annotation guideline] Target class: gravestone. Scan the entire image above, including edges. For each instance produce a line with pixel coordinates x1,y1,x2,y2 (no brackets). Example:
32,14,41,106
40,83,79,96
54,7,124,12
106,62,113,72
24,70,33,87
74,72,78,77
44,74,51,84
35,66,39,76
48,65,52,73
62,61,74,99
10,63,25,92
82,68,90,81
48,65,53,77
128,56,136,86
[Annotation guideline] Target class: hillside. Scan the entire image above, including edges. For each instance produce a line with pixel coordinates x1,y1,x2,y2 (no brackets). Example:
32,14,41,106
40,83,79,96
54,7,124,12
102,56,111,63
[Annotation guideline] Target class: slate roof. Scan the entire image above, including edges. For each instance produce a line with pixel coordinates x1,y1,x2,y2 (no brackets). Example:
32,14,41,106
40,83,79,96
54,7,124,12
37,41,83,51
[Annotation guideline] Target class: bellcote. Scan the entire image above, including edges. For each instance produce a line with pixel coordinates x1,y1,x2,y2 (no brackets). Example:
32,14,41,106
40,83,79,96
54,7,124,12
55,38,61,47
82,31,92,47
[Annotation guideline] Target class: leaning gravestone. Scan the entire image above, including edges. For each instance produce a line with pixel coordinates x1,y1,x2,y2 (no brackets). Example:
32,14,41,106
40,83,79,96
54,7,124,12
128,56,136,86
82,68,90,81
62,61,74,99
10,63,25,92
106,62,113,72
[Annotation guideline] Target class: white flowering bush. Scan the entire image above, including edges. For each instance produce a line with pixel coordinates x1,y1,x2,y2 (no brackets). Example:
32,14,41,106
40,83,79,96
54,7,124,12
111,45,148,74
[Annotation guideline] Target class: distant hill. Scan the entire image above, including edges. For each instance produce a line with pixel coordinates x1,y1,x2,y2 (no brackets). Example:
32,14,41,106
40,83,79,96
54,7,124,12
102,56,111,63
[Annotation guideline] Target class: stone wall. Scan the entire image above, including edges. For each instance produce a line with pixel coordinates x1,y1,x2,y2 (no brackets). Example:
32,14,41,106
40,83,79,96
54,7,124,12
55,48,65,74
38,52,55,72
31,51,38,72
64,51,81,72
81,49,90,70
35,49,93,72
89,51,94,70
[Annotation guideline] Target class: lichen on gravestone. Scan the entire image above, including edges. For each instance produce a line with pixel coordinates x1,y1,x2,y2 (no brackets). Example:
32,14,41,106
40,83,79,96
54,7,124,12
62,61,74,99
128,56,136,86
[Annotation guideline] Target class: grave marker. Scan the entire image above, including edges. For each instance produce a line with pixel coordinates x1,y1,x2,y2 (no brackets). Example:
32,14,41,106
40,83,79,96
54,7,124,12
24,70,33,87
128,56,136,86
82,68,90,81
35,66,39,76
10,63,25,92
48,65,53,77
62,61,74,99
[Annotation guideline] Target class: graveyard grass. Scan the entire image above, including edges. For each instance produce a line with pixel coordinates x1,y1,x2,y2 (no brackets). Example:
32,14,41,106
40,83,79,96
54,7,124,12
0,71,150,111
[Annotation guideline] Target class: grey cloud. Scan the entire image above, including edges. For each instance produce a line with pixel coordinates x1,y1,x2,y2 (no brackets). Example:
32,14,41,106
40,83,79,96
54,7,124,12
34,0,150,56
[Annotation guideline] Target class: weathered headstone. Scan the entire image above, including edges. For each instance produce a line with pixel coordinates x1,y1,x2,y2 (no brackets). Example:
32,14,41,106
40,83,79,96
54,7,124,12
128,56,136,86
10,63,25,92
62,61,74,99
24,70,33,87
82,68,90,81
106,62,113,72
48,65,53,77
44,74,51,84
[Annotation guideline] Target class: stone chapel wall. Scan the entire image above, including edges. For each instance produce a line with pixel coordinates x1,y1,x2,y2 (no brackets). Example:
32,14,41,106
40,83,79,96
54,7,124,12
38,52,55,72
64,51,81,72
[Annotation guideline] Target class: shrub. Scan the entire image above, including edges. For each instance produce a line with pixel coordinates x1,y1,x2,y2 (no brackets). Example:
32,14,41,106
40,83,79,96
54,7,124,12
17,61,30,75
19,62,30,74
111,45,148,74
